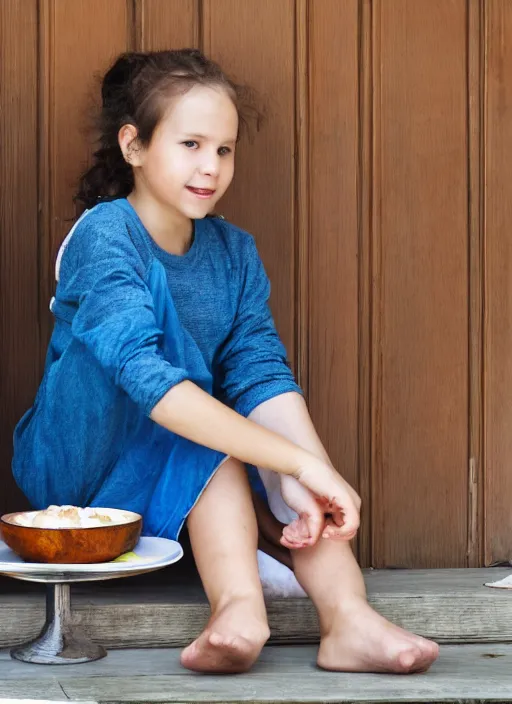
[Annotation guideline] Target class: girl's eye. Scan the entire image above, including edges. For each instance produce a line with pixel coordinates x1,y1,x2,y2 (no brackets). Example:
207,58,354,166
218,146,232,156
183,140,198,149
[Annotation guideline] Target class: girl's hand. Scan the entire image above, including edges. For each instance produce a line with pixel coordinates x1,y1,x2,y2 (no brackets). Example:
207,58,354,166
279,476,326,548
280,462,361,549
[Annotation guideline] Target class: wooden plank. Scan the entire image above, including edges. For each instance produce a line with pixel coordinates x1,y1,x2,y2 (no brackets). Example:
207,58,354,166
467,0,485,567
0,700,91,704
295,0,309,396
0,1,39,518
2,644,512,703
371,0,469,568
357,0,374,568
0,700,90,704
484,1,512,565
0,681,70,701
137,0,198,51
307,1,361,543
202,0,297,369
0,700,95,704
1,569,511,650
39,0,130,351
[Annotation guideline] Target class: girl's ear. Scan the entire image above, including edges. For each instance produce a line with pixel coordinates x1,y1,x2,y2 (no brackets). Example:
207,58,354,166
118,124,143,167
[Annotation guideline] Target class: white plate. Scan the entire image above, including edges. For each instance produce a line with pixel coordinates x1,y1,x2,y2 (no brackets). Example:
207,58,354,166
0,536,183,583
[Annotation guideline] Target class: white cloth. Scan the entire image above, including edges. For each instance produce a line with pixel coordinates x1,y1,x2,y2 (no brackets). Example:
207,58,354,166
257,549,307,598
484,574,512,589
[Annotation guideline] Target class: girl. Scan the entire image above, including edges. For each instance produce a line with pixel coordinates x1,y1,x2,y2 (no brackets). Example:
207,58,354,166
12,49,438,675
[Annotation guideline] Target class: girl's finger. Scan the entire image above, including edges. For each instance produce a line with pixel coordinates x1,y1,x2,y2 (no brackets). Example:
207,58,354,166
281,513,324,549
341,506,360,536
303,511,323,544
282,517,310,545
322,525,357,541
331,507,345,527
322,510,359,540
280,532,312,549
322,517,344,539
333,498,359,533
282,522,303,543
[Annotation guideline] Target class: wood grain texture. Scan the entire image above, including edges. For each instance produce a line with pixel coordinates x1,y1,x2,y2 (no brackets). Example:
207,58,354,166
0,682,73,701
484,0,512,565
1,569,511,650
371,0,469,567
39,0,130,352
202,0,297,369
137,0,199,51
3,643,512,703
467,0,485,567
295,0,310,396
0,0,39,517
357,0,373,567
308,0,360,520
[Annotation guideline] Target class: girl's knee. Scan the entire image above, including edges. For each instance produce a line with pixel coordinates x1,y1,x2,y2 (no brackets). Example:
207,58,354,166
189,455,254,517
215,456,246,478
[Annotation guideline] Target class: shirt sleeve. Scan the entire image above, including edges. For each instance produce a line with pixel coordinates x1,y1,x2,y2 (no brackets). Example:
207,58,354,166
61,216,189,416
215,236,302,417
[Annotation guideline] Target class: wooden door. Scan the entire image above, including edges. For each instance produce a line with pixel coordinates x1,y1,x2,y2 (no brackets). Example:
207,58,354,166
1,0,511,568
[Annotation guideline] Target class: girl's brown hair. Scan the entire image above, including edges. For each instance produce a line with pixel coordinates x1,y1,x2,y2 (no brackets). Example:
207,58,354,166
75,49,260,211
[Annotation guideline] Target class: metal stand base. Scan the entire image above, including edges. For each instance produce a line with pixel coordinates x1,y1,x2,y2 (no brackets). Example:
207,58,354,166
10,583,107,665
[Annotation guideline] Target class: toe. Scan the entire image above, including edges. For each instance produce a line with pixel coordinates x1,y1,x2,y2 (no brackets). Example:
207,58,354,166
420,641,440,670
208,632,224,647
415,638,439,664
226,635,243,651
396,645,424,673
427,641,440,659
180,642,198,667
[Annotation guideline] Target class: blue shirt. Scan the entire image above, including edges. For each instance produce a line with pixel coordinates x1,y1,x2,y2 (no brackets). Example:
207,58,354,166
49,198,301,417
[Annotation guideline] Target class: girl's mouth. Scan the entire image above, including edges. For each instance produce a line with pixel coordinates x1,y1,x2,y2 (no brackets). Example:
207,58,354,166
186,186,216,199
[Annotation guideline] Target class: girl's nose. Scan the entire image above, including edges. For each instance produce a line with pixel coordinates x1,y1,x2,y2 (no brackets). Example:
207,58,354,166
200,153,220,177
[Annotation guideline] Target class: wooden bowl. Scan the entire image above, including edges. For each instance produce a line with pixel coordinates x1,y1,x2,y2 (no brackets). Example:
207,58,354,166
0,509,142,564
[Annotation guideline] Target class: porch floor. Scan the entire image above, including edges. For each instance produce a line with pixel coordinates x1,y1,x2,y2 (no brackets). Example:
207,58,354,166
2,643,512,703
3,568,512,650
1,568,512,702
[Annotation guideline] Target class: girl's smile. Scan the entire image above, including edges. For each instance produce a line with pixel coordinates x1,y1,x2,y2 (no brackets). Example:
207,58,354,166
186,186,217,199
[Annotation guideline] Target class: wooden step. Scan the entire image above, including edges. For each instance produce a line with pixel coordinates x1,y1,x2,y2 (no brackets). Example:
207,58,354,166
1,568,512,650
2,643,512,703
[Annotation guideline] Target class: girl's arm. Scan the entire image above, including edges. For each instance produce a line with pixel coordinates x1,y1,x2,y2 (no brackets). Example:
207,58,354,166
151,381,361,546
248,392,360,546
151,380,313,476
248,391,331,464
249,391,333,556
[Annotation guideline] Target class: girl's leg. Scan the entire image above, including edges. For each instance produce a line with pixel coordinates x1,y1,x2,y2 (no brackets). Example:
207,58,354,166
251,488,293,569
180,457,270,674
292,540,440,673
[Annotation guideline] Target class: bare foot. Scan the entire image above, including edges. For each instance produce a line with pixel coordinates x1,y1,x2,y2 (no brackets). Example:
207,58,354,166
317,599,439,674
180,597,270,674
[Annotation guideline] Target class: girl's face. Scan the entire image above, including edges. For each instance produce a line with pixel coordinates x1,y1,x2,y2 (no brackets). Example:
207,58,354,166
128,85,238,221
